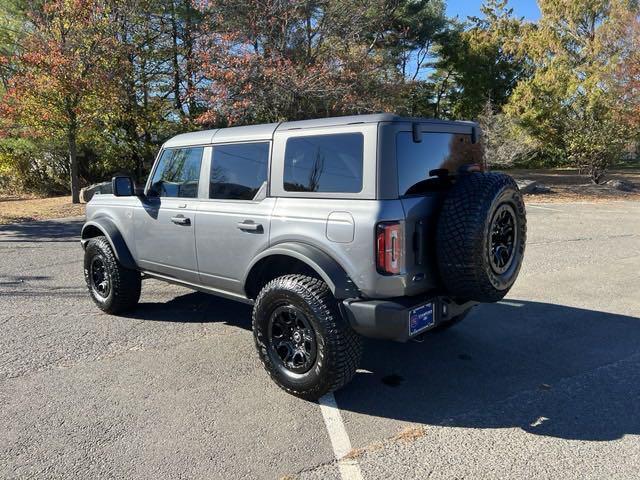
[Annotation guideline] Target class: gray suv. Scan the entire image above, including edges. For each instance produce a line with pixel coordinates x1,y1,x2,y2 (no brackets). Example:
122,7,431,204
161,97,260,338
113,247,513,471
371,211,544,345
81,114,526,399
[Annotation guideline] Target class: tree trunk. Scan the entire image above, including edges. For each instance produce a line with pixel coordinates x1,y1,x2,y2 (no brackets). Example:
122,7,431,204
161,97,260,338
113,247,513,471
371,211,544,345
184,0,197,117
170,0,183,115
68,123,80,204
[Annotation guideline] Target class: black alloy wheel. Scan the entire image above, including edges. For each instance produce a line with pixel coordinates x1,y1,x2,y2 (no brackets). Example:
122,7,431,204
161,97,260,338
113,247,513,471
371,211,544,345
268,304,317,374
488,204,518,275
252,274,362,400
90,255,112,300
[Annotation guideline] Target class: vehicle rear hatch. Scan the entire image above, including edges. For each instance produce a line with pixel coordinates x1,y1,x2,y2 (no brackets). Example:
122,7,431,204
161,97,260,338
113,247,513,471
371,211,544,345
393,123,483,294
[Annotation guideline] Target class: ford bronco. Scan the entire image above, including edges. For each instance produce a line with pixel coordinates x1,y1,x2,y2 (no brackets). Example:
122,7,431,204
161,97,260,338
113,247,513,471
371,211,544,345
81,114,526,399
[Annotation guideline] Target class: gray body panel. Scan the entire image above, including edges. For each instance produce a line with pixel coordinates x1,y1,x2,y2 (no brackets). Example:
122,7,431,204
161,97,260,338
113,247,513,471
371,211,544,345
269,197,409,298
81,215,137,270
82,197,139,266
84,113,478,307
133,196,200,284
196,197,276,294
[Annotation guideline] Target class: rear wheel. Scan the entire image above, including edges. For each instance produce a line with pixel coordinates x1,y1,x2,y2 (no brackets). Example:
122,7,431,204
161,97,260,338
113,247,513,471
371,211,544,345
252,275,362,400
84,236,141,314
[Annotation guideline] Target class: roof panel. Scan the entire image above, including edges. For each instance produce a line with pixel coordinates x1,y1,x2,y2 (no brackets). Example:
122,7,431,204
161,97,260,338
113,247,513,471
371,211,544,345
212,122,279,144
161,114,477,148
278,113,400,130
277,113,476,131
163,129,218,148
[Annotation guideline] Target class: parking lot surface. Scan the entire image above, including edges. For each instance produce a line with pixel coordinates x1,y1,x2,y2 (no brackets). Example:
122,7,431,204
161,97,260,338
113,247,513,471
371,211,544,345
1,201,639,479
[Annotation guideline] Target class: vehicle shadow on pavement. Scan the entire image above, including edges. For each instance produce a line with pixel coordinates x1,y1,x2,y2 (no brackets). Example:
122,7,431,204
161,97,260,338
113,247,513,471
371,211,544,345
0,219,83,242
123,291,253,331
338,300,640,442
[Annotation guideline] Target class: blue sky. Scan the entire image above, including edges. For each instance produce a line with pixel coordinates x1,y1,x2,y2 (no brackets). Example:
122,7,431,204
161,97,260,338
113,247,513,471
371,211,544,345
446,0,541,21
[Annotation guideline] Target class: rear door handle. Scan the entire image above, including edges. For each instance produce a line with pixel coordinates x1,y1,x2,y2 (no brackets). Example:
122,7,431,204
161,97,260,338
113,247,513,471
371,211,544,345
171,215,191,226
237,221,263,232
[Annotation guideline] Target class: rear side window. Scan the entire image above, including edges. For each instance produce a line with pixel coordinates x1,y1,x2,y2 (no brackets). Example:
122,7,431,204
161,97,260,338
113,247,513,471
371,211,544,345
397,132,482,196
210,142,269,200
150,147,203,198
284,133,363,193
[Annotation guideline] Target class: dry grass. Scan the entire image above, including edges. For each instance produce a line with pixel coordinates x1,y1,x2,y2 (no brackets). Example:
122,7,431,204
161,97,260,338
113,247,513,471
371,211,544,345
508,168,640,203
0,196,85,225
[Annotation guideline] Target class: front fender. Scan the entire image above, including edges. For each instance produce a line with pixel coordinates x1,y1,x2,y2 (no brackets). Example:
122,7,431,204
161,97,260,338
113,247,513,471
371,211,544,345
81,218,137,270
244,242,360,300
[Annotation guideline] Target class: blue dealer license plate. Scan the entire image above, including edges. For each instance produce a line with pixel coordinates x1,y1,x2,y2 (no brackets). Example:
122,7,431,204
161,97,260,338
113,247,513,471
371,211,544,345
409,303,434,336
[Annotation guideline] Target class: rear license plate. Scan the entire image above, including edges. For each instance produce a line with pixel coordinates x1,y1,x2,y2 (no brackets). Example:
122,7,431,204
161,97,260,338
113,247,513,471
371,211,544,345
409,303,434,336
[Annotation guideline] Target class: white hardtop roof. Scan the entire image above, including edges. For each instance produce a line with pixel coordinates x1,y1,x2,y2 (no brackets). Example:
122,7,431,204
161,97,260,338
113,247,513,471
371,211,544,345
162,113,476,148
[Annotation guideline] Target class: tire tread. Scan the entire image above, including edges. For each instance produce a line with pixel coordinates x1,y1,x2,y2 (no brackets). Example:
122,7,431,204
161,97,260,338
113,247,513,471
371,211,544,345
84,236,141,314
252,274,362,400
436,172,526,302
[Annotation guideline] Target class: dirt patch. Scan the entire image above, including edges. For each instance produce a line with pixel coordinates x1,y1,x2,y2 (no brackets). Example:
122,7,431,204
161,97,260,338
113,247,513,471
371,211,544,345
507,168,640,203
0,196,85,224
391,425,427,443
343,447,367,460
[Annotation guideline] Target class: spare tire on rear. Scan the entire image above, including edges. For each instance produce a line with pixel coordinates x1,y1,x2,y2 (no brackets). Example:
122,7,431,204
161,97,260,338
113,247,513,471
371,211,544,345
436,172,526,303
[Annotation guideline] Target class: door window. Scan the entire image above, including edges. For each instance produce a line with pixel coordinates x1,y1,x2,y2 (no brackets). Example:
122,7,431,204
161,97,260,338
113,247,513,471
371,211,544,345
210,142,270,200
149,147,204,198
283,133,363,193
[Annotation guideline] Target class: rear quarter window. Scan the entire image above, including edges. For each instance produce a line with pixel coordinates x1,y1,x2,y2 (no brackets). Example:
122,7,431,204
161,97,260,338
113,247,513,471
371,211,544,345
283,133,363,193
397,132,482,196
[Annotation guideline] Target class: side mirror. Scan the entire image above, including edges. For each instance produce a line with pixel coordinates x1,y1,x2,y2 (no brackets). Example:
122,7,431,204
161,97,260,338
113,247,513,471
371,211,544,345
112,176,135,197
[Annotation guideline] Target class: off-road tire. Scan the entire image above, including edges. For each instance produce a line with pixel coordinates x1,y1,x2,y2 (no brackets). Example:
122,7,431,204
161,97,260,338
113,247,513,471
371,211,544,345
252,274,362,400
436,172,526,303
84,236,141,314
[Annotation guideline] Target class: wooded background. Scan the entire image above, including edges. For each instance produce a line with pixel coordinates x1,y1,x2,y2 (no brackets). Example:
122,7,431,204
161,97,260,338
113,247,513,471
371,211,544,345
0,0,638,202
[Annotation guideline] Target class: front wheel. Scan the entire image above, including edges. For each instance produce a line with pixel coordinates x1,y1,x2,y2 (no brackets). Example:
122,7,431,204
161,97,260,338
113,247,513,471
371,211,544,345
252,275,363,400
84,236,141,314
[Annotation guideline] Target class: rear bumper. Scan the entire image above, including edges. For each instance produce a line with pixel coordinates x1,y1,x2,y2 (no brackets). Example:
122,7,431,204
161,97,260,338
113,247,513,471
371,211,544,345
341,295,477,342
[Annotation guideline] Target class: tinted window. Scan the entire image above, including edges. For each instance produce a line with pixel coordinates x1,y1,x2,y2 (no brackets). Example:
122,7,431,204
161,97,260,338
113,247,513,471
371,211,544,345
150,147,203,198
284,133,363,193
397,132,482,196
210,142,269,200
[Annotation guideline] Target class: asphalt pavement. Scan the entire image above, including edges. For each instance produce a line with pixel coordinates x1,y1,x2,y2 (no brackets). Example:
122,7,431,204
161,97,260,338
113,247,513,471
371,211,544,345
1,200,639,479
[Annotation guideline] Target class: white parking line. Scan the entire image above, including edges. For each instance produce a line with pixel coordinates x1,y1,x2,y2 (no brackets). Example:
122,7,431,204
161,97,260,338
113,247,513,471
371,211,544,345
527,204,564,212
318,393,364,480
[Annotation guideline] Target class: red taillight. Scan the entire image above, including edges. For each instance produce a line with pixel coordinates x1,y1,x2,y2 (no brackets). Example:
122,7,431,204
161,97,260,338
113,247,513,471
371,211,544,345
376,222,403,275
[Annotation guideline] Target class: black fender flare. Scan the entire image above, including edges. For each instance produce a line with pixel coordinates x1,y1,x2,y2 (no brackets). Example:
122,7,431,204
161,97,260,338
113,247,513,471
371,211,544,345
244,242,360,300
81,218,137,270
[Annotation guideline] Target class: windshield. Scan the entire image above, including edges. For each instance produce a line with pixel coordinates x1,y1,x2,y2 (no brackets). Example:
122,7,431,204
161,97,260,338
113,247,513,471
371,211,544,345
396,131,482,196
